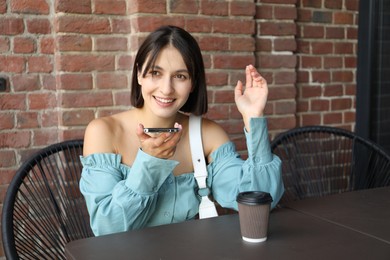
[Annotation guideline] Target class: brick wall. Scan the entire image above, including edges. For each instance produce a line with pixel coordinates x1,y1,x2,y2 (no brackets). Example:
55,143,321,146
0,0,358,257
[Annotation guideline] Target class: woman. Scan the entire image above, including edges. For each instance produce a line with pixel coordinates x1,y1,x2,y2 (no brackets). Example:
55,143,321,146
80,25,284,236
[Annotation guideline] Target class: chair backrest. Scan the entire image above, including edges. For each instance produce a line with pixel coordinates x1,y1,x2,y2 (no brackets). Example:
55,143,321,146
271,126,390,204
2,139,94,260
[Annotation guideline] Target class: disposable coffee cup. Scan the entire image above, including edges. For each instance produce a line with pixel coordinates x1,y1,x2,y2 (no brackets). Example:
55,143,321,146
237,191,273,243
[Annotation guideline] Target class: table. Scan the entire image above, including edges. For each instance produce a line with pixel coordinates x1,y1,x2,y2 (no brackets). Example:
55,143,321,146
286,186,390,244
65,188,390,260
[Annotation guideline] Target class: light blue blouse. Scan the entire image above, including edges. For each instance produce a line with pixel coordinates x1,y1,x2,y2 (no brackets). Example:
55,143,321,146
80,117,284,236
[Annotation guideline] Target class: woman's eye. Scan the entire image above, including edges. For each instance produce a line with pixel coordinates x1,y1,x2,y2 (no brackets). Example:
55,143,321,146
175,74,187,80
149,71,160,76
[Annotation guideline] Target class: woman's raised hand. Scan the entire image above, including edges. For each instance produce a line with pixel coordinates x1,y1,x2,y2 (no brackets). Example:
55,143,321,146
234,65,268,132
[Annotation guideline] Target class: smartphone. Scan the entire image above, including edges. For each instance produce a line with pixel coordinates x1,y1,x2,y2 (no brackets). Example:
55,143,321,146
143,128,180,133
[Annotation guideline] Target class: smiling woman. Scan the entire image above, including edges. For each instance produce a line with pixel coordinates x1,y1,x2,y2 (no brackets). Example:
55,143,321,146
79,25,285,236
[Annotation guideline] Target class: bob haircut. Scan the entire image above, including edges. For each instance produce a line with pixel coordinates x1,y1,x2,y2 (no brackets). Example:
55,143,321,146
130,25,208,115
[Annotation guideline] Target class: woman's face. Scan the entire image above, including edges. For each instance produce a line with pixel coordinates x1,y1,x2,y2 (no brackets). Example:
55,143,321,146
138,45,192,118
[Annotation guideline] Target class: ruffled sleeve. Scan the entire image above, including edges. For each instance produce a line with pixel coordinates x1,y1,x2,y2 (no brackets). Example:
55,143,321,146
207,117,284,209
79,149,178,236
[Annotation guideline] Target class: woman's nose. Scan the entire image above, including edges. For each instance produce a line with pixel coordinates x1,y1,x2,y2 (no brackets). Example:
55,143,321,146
160,76,174,94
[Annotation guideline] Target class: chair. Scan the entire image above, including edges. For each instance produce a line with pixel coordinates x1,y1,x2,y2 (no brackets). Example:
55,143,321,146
2,139,94,260
271,126,390,204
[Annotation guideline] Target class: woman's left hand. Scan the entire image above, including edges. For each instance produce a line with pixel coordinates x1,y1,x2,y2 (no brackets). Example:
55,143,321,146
234,65,268,132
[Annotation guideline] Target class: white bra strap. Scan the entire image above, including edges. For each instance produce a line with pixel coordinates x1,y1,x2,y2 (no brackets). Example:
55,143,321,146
189,115,218,219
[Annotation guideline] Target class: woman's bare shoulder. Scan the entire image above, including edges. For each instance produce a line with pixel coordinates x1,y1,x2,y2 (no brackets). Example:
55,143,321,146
83,115,121,156
201,117,230,158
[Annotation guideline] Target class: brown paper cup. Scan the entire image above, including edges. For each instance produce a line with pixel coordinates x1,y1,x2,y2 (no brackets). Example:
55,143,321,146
237,191,272,243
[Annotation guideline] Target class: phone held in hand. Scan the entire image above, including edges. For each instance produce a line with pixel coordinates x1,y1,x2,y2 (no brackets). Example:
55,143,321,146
143,128,180,133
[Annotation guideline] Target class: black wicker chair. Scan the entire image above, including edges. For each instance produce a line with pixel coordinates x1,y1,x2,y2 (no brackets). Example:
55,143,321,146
271,126,390,204
2,139,94,260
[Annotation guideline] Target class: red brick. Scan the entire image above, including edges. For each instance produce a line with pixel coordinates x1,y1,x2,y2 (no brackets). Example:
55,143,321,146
213,19,254,34
0,94,26,110
112,18,132,33
268,86,296,100
0,17,24,35
344,57,356,68
60,92,113,108
0,0,6,13
345,0,359,11
214,55,255,69
274,5,297,20
113,91,131,106
256,5,273,20
206,72,228,86
259,22,296,36
28,92,57,109
201,1,228,16
230,1,255,16
334,12,354,24
230,37,255,52
324,56,342,68
324,84,343,97
56,0,92,14
13,37,35,53
274,101,296,114
334,42,354,54
299,85,322,98
331,98,352,110
132,16,186,33
11,0,49,14
94,0,127,15
300,113,321,126
312,71,331,83
95,37,128,51
170,0,199,14
312,42,333,54
57,35,92,52
267,116,296,131
28,56,53,73
274,38,296,52
0,151,16,168
96,73,128,89
0,112,14,130
42,75,56,90
40,37,55,54
198,36,229,51
41,111,60,127
259,54,296,69
185,18,213,33
57,54,115,72
56,15,111,34
118,55,133,71
300,56,321,68
33,130,60,146
27,18,51,34
326,27,344,39
0,37,10,52
324,112,342,124
207,104,230,120
332,71,354,82
16,111,39,128
275,71,296,85
12,74,40,91
59,74,93,90
302,25,324,38
62,110,95,126
0,131,31,148
255,38,272,52
0,56,25,73
214,90,234,103
311,99,330,111
128,0,166,14
301,0,322,8
324,0,342,9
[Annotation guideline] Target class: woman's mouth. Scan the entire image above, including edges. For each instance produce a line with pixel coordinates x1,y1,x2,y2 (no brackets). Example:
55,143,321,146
154,96,175,105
